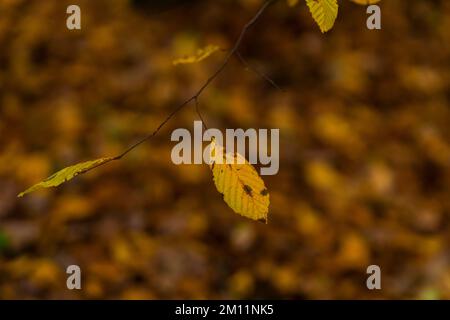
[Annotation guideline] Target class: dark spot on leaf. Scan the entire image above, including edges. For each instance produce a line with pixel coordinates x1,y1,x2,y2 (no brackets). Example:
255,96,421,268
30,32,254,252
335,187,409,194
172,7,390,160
260,188,268,196
243,185,253,196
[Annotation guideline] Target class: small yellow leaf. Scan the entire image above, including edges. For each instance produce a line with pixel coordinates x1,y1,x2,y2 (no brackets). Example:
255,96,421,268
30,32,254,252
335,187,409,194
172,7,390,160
18,157,115,197
172,45,220,66
305,0,339,33
208,140,270,223
349,0,381,5
287,0,299,7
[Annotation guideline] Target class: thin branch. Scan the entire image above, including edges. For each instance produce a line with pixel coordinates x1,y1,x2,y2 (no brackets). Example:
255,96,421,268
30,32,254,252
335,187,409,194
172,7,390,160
235,51,284,91
103,0,277,166
194,97,208,130
192,0,278,99
113,0,277,161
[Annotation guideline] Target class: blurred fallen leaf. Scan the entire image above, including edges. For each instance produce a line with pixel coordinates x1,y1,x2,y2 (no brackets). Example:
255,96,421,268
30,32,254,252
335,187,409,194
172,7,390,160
172,44,220,66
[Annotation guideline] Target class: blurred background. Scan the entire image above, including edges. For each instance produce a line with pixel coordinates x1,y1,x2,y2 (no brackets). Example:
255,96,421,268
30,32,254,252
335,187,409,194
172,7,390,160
0,0,449,299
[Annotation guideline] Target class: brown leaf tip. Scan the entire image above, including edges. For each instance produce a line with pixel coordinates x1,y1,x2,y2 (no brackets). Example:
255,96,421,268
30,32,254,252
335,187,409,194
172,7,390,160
257,217,268,224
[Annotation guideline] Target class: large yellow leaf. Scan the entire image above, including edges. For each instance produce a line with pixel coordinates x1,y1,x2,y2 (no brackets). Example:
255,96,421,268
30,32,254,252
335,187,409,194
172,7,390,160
349,0,381,5
172,45,220,66
305,0,338,33
18,157,115,197
208,140,270,223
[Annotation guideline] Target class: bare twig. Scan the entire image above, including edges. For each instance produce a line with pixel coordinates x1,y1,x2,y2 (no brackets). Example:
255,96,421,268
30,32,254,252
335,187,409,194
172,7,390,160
194,97,208,130
99,0,278,167
235,51,283,91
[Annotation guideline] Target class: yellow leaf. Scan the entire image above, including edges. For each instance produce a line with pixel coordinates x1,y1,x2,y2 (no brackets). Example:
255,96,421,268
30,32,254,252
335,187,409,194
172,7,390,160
305,0,338,33
349,0,381,5
287,0,299,7
208,140,270,223
172,44,220,66
17,157,115,197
